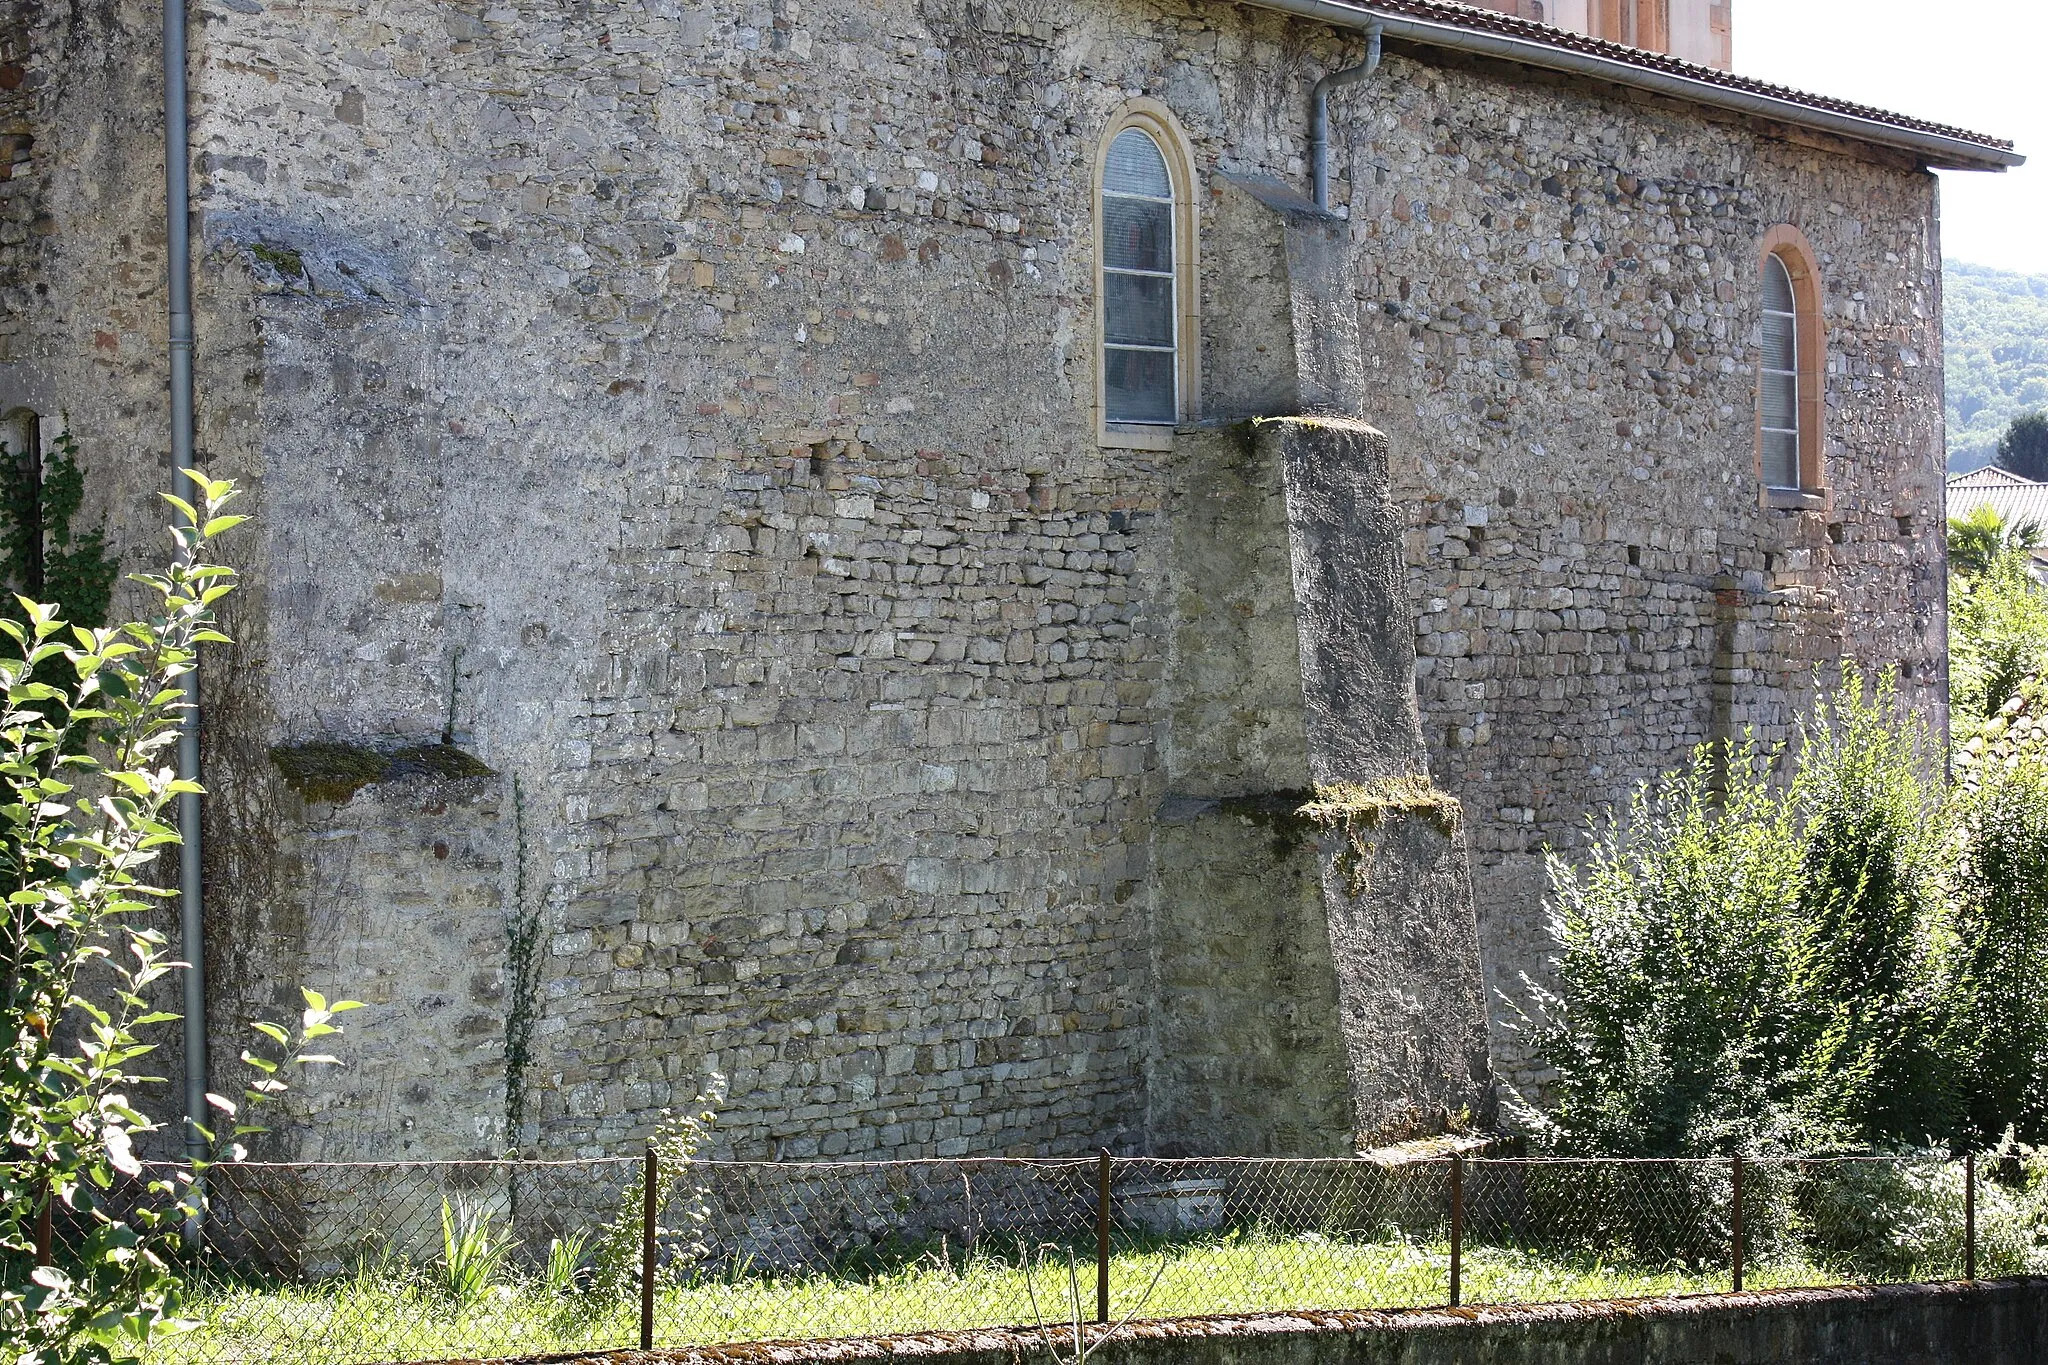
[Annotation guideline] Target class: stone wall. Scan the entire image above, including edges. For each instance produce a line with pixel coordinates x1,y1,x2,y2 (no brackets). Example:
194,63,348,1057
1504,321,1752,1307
1344,56,1948,1087
0,0,1951,1156
268,753,514,1160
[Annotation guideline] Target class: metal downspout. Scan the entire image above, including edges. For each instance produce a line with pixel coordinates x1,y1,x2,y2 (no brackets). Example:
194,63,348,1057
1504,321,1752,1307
163,0,206,1176
1311,20,1383,211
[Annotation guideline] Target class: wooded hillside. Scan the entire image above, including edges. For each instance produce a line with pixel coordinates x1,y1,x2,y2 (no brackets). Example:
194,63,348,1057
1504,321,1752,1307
1947,261,2048,472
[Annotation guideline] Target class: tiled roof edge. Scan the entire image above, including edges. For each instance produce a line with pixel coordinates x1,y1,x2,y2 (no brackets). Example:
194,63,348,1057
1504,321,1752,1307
1251,0,2019,168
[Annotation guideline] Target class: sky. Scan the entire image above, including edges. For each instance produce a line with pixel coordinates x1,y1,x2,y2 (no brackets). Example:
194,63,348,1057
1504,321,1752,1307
1738,0,2045,275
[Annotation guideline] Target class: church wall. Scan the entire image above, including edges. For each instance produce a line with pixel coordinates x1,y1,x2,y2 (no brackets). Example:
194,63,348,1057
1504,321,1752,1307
1324,58,1947,1090
3,0,1948,1156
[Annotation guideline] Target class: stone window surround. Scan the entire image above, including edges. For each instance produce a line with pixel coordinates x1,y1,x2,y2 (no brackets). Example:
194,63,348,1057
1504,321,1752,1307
2,407,40,466
1094,99,1201,453
1756,224,1829,512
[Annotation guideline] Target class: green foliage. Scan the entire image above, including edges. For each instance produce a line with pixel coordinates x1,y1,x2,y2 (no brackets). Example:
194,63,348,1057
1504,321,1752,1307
588,1092,719,1302
1796,1148,2048,1280
1950,764,2048,1147
0,428,120,634
0,472,361,1365
1944,261,2048,472
1999,410,2048,482
1517,738,1822,1157
437,1198,514,1309
1519,669,1960,1157
1949,541,2048,741
1789,684,1955,1147
1948,503,2042,578
542,1230,593,1298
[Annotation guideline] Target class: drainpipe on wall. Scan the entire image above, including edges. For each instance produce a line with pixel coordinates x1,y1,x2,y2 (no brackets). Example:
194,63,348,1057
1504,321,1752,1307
1310,20,1383,212
163,0,207,1179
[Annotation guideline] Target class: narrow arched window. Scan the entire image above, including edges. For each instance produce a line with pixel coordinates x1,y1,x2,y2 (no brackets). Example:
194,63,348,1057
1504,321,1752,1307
1757,227,1826,501
1760,253,1801,490
1096,103,1198,448
1101,130,1177,425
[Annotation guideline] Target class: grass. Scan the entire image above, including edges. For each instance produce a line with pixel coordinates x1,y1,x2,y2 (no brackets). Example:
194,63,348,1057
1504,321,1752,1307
147,1233,1878,1365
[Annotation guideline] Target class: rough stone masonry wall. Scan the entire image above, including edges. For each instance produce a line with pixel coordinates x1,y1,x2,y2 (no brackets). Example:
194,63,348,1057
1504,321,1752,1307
1320,54,1949,1089
0,0,1948,1157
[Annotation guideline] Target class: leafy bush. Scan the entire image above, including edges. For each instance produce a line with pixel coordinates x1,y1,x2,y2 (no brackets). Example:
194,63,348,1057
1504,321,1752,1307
1516,738,1821,1157
588,1091,719,1301
1518,670,1955,1158
1950,541,2048,740
1951,763,2048,1147
1794,1149,2048,1280
0,473,360,1365
1788,682,1956,1148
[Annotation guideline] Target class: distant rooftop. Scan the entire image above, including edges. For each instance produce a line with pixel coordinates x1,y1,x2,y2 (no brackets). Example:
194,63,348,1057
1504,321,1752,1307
1948,468,2048,544
1950,467,2040,490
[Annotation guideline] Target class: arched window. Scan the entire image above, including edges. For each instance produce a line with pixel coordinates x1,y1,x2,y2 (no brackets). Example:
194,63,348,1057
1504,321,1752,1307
1757,226,1826,501
1760,254,1801,489
1096,103,1197,448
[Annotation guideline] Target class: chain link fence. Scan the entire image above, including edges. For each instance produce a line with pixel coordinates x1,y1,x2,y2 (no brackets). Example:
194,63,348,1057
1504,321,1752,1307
15,1152,2031,1365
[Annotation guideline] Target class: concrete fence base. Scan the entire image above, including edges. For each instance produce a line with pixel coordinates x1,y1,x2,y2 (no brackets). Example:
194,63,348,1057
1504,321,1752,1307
541,1279,2048,1365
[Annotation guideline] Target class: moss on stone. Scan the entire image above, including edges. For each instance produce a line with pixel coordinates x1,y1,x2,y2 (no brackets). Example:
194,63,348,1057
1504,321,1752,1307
1298,775,1463,894
250,242,307,278
269,741,495,805
1298,775,1463,837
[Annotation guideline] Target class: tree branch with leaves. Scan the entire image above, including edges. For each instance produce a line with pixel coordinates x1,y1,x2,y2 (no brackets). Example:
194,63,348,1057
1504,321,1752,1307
0,471,360,1365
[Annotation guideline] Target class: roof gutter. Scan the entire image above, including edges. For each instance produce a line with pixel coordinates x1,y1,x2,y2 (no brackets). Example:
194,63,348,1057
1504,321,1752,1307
1249,0,2023,173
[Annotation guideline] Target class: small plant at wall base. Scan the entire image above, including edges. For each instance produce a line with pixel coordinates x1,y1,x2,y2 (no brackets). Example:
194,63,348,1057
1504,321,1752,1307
588,1091,721,1303
0,472,361,1365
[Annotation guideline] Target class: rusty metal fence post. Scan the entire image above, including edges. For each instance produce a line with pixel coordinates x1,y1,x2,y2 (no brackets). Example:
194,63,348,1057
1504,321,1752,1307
1730,1155,1744,1294
1448,1153,1464,1307
1965,1153,1978,1282
640,1142,658,1351
1095,1150,1111,1324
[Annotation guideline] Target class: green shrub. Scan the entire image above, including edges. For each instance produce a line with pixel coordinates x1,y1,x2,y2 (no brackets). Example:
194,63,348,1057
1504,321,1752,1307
1788,678,1957,1147
1517,734,1821,1157
1950,543,2048,742
1793,1150,2048,1281
1520,669,1955,1158
588,1093,719,1301
1952,763,2048,1147
1794,1158,1967,1280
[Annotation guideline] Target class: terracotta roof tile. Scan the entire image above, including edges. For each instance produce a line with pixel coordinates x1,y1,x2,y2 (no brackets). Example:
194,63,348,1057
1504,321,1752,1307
1350,0,2014,154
